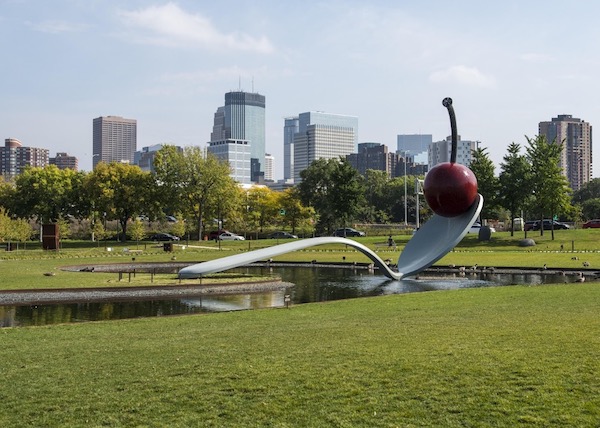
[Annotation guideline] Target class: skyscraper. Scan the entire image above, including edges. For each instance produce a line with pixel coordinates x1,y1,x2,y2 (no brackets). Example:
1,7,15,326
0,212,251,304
538,115,592,191
283,117,299,181
92,116,137,169
210,91,266,182
286,111,358,183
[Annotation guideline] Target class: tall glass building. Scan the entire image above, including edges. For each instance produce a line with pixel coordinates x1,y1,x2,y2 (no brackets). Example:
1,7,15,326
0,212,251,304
283,117,299,181
210,91,266,182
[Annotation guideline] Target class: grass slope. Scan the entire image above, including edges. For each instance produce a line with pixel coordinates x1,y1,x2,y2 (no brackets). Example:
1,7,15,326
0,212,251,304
2,283,600,427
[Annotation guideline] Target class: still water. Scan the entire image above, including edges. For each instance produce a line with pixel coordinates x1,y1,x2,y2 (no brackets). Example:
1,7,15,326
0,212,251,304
0,266,586,328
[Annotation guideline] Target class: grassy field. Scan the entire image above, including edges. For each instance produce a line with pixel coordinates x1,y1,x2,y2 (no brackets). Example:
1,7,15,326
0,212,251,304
1,229,599,291
1,230,600,426
2,283,600,426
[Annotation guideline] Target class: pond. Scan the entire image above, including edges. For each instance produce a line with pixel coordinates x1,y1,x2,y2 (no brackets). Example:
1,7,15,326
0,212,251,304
0,265,591,328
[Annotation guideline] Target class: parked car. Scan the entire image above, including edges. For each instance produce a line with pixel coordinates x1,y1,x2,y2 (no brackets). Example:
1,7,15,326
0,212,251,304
524,221,536,231
269,231,298,239
532,220,570,231
150,233,180,241
582,219,600,229
208,229,228,240
218,232,245,241
468,222,496,234
165,215,178,223
333,228,366,237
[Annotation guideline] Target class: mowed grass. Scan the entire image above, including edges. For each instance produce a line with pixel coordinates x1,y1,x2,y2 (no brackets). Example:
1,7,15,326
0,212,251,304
1,228,600,291
2,283,600,427
2,232,600,426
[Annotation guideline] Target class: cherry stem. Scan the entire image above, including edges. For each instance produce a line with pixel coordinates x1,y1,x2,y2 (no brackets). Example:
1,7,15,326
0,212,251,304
442,97,457,164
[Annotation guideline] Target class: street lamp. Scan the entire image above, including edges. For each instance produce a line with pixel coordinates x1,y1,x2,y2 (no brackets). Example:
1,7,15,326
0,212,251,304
402,151,411,226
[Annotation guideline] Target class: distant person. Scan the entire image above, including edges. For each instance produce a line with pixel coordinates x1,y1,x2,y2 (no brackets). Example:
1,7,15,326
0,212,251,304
387,235,395,247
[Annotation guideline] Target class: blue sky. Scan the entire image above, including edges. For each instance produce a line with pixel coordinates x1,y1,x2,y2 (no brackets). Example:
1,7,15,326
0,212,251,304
2,0,600,180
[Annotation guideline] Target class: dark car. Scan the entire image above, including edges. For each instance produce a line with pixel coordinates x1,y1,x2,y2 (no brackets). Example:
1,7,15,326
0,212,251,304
532,220,570,231
150,233,180,241
333,227,366,237
583,219,600,229
269,231,298,239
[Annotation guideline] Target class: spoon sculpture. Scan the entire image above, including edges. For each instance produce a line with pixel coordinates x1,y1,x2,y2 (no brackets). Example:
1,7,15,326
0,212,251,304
179,98,483,280
178,194,482,280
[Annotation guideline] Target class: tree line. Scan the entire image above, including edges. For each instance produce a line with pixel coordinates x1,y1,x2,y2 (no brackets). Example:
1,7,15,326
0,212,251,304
0,136,598,243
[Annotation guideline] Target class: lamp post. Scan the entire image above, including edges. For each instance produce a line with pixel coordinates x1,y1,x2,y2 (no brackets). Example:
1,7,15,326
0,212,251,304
403,151,410,226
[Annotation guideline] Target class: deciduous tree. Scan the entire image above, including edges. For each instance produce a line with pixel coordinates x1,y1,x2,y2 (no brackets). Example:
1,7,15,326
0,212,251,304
85,163,152,242
526,135,572,239
499,142,531,235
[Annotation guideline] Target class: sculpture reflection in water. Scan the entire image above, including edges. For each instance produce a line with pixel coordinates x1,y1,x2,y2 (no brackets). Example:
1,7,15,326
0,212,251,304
178,194,483,281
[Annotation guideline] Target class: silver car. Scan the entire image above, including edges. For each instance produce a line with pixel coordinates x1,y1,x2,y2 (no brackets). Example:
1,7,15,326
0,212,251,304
218,232,245,241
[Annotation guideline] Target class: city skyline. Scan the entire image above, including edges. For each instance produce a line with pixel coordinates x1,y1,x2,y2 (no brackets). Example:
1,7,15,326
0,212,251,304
2,1,600,179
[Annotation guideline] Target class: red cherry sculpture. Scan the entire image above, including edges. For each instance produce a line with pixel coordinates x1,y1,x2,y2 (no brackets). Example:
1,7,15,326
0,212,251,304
424,162,478,217
423,98,478,217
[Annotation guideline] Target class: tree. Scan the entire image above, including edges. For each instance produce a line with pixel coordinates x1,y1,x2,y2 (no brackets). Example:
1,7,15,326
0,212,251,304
246,186,278,235
581,199,600,220
154,147,237,240
151,145,186,218
129,219,146,248
85,163,153,242
277,188,315,235
526,135,572,239
572,178,600,209
498,142,531,235
10,165,83,223
297,158,365,234
469,147,500,221
362,170,391,224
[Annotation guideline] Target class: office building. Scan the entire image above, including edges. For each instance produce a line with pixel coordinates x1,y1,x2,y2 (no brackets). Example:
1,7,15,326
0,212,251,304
207,139,252,184
287,111,358,182
92,116,137,169
210,91,266,182
428,135,478,169
0,138,49,178
397,134,432,154
49,152,78,171
283,117,299,181
538,115,592,191
347,142,398,177
264,153,274,181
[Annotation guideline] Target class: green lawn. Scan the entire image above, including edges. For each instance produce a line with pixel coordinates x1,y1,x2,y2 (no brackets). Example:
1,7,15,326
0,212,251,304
2,232,600,426
2,283,600,426
1,229,600,291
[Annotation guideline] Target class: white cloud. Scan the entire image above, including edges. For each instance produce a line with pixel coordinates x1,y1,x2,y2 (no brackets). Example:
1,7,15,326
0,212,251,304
28,20,87,34
429,65,496,88
118,2,273,54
